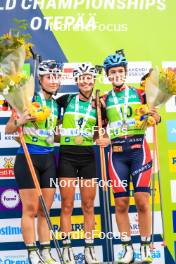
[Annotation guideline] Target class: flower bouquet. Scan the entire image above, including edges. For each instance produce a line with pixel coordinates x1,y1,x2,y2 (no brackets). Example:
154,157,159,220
145,67,176,107
0,19,51,124
134,67,176,130
0,18,33,75
0,19,35,114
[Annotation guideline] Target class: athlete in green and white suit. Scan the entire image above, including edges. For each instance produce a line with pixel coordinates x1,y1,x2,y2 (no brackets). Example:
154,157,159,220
57,63,109,264
6,60,62,264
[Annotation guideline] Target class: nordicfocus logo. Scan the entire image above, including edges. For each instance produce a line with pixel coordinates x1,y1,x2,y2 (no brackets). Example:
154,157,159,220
1,189,20,209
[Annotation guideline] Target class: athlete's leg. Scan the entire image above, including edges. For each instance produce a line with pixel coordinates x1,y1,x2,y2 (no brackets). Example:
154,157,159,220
80,178,96,237
38,188,59,264
108,149,131,236
131,139,153,263
19,189,39,244
14,154,40,244
59,178,76,234
58,154,78,263
134,192,151,236
114,197,130,236
77,155,99,264
59,177,76,264
109,149,134,263
37,188,56,242
78,158,97,237
131,140,152,238
80,179,98,264
37,153,57,242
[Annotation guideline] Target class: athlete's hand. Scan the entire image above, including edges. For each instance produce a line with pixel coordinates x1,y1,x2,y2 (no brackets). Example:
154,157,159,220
95,137,111,147
148,107,161,124
17,110,36,126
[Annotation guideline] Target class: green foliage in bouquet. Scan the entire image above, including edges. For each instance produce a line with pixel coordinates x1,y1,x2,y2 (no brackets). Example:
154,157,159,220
0,18,33,62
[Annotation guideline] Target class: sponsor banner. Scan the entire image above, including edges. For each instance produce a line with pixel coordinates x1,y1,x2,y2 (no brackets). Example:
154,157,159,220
0,250,29,263
173,211,176,233
0,125,19,148
166,121,176,142
168,151,176,173
0,156,15,179
112,212,162,237
0,111,11,117
51,245,103,263
51,185,100,209
103,61,152,84
0,218,23,242
126,61,152,83
51,215,101,239
171,180,176,203
162,61,176,69
165,96,176,113
0,187,21,211
114,242,165,263
0,246,103,263
0,218,38,243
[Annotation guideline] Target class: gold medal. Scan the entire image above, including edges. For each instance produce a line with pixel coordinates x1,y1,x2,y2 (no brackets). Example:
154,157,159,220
75,135,83,145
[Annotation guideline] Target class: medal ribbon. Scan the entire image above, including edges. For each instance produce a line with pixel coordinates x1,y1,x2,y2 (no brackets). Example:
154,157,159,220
39,91,55,134
111,86,129,126
74,94,93,135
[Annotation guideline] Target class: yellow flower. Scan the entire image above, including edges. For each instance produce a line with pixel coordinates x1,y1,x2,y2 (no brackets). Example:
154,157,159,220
29,103,51,122
159,68,176,95
42,106,51,118
9,72,25,84
135,120,144,129
16,37,25,45
0,75,10,91
147,116,156,127
138,104,149,115
2,33,12,40
134,115,141,121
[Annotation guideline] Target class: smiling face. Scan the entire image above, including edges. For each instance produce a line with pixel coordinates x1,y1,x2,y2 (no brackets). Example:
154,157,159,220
39,74,61,94
77,74,95,94
108,66,127,87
